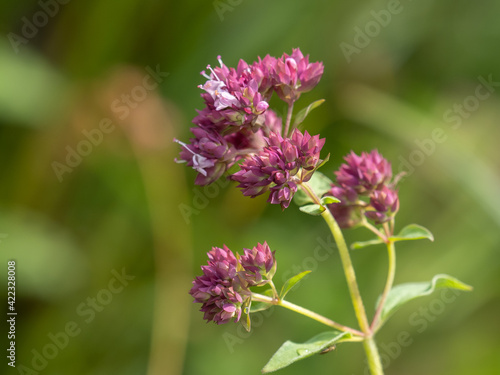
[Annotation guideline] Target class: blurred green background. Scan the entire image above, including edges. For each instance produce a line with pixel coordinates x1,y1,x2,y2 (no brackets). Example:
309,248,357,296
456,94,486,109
0,0,499,374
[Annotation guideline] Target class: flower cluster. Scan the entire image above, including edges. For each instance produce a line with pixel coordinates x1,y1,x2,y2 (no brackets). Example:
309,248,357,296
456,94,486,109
327,150,400,228
190,242,276,325
175,49,324,204
231,129,325,209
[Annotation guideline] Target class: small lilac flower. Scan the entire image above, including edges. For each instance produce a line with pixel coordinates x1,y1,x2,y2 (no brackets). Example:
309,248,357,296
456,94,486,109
326,185,363,229
190,245,251,325
196,56,270,133
365,186,400,224
239,242,276,286
335,150,392,194
274,48,324,104
174,127,235,185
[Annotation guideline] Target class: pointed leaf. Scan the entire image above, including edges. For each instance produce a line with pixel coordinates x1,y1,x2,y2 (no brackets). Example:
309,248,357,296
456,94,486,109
280,271,311,299
377,274,473,327
321,196,340,205
241,298,252,331
315,153,330,171
292,99,325,128
262,331,351,373
299,204,325,216
390,224,434,242
351,238,384,250
250,289,274,313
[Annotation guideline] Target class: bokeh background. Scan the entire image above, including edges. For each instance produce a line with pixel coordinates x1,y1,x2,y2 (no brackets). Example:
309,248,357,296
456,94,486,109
1,0,499,374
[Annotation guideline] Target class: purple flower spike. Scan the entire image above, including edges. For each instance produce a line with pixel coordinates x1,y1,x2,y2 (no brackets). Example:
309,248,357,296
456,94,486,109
190,245,251,325
365,186,400,224
336,150,392,194
239,242,276,286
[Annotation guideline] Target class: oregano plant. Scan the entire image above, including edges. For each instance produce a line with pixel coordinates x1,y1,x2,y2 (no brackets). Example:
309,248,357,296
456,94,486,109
175,49,472,374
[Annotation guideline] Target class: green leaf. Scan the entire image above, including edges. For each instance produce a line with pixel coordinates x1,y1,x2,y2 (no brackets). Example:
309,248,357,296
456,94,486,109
308,171,334,197
293,188,313,206
280,271,311,299
321,196,340,205
351,238,384,250
315,153,330,171
262,331,351,373
240,298,252,331
292,99,325,128
299,204,325,216
293,171,334,207
377,274,473,327
390,224,434,242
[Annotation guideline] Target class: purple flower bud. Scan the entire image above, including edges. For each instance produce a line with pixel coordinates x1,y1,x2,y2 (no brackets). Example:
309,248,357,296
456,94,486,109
335,150,392,194
190,245,251,325
255,100,269,113
365,186,400,224
239,242,276,286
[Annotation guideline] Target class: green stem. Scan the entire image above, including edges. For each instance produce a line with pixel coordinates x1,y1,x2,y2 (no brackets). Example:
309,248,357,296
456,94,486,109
283,102,294,137
362,220,388,242
268,279,279,300
298,182,384,374
370,241,396,332
321,209,385,375
251,293,364,337
363,337,384,375
320,209,371,333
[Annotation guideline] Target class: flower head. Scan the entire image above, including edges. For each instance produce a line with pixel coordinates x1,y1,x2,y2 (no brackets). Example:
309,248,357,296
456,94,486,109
274,48,324,104
196,56,270,134
190,242,279,325
335,150,392,194
328,150,400,229
231,129,325,210
189,245,250,324
239,242,276,286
